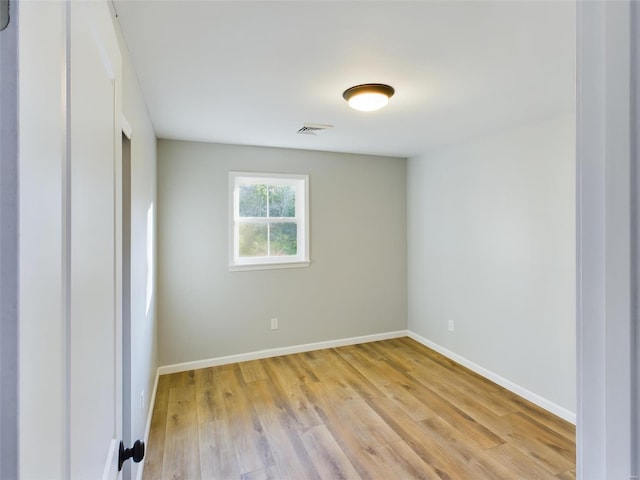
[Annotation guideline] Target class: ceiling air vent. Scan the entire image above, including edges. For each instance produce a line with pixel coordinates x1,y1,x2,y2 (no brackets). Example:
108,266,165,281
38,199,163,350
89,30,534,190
297,123,333,136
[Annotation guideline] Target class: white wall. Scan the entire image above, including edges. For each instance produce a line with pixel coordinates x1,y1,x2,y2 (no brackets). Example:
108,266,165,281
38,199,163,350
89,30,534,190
115,17,158,480
157,141,407,365
407,114,576,415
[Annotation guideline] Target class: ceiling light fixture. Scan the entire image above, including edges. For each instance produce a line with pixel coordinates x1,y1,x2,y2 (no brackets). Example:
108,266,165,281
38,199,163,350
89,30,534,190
342,83,395,112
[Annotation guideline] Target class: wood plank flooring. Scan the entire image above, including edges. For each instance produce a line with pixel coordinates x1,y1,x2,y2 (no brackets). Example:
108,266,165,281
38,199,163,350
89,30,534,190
143,337,575,479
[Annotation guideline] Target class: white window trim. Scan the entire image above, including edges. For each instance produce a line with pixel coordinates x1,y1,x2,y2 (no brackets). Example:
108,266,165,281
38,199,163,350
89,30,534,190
229,171,310,272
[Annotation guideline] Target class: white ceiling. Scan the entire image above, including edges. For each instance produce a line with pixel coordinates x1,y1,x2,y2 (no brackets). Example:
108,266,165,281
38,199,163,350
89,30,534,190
113,1,575,158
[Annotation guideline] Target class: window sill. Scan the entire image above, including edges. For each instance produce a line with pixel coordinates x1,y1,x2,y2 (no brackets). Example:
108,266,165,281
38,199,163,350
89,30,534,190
229,260,310,272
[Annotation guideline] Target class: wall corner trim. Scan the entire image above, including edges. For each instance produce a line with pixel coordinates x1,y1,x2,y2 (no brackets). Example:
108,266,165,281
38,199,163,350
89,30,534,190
407,331,576,424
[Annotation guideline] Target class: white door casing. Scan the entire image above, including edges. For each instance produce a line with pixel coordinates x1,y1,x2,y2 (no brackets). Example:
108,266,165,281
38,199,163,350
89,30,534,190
576,0,638,478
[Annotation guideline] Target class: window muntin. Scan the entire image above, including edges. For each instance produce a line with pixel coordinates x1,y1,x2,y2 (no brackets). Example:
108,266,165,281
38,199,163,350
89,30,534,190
229,172,309,270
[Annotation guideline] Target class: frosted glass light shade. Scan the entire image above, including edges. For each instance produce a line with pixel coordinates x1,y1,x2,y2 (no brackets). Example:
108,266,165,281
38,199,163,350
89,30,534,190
348,92,389,111
343,84,395,112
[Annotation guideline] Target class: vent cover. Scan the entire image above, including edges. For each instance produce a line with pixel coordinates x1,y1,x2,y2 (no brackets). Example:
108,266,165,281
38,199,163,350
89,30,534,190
297,123,333,136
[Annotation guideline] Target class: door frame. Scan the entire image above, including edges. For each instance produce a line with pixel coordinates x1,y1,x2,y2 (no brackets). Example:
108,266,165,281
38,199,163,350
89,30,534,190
0,1,19,477
69,1,124,476
121,120,133,480
576,0,639,477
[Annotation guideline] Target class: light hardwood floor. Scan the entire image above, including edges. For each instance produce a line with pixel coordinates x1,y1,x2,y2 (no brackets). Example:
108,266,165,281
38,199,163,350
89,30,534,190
143,337,576,479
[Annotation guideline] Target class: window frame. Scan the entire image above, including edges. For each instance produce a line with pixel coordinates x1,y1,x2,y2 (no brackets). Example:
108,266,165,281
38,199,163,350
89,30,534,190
228,171,310,271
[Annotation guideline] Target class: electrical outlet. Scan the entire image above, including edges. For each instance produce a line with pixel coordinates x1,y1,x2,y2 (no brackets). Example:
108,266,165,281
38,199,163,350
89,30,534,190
271,318,279,330
448,320,455,332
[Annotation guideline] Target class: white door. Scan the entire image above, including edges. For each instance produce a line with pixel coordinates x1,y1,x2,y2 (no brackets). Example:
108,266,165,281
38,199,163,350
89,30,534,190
18,1,123,477
69,1,123,478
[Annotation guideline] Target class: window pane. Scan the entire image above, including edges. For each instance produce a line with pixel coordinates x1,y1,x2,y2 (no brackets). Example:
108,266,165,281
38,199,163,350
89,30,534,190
239,223,268,257
239,184,267,217
270,222,297,256
230,172,308,270
268,185,296,218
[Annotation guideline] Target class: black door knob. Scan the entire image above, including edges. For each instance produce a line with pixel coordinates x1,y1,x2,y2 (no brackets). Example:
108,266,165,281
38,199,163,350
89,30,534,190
118,439,145,471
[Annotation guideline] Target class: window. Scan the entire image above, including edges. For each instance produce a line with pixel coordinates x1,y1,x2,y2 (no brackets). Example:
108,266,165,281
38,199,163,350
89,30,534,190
229,172,309,271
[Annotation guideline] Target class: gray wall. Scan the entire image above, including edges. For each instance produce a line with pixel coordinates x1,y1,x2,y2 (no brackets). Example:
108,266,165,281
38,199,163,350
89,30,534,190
407,114,576,414
157,141,407,365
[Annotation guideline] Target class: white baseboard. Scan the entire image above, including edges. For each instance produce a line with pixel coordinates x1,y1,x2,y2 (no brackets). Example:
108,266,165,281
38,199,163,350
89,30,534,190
157,330,409,375
135,370,160,480
406,331,576,424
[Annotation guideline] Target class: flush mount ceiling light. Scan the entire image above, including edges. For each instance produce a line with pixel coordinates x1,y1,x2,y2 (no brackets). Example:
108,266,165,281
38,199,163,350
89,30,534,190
342,83,395,112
